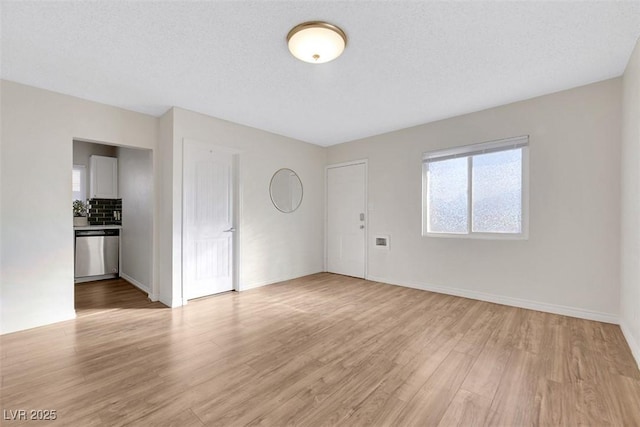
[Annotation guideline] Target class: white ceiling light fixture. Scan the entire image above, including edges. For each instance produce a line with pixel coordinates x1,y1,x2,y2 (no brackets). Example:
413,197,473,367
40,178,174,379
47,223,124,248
287,21,347,64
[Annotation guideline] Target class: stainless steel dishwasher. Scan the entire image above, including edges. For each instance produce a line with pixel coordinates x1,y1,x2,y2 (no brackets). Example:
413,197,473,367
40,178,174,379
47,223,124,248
74,229,119,281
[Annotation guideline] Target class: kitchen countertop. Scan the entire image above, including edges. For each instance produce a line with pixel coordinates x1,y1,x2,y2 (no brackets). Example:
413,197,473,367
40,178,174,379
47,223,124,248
74,225,122,230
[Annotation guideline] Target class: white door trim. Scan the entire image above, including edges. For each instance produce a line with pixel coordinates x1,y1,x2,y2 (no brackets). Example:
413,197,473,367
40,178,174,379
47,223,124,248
181,138,242,305
325,159,368,279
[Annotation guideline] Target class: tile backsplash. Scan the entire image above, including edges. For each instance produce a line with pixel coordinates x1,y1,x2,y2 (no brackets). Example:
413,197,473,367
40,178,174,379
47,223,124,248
87,198,122,225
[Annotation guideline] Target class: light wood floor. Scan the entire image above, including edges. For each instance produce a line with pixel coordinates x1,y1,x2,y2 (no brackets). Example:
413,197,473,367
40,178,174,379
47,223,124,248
1,273,639,426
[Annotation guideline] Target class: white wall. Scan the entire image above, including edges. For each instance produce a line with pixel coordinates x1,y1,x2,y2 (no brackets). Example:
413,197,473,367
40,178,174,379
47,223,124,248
0,80,157,334
117,146,153,294
0,74,630,337
157,109,175,305
73,140,117,200
620,38,640,367
156,107,326,306
328,79,622,322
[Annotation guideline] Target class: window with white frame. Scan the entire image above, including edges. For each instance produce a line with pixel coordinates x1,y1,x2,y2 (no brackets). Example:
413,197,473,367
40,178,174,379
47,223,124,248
422,136,529,238
72,164,86,202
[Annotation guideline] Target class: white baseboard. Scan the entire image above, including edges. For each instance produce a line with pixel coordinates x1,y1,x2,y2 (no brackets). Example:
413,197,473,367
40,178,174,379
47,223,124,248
120,272,150,294
1,310,76,335
241,270,323,291
119,273,164,305
240,280,270,291
367,275,619,325
158,295,182,308
620,320,640,370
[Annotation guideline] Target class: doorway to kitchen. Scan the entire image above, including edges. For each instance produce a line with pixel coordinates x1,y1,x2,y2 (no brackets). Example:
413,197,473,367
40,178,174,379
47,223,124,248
72,139,155,313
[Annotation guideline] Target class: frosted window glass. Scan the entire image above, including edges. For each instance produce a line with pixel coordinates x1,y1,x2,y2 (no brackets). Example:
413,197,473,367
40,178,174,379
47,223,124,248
427,157,468,233
72,170,82,192
72,166,85,202
472,149,522,233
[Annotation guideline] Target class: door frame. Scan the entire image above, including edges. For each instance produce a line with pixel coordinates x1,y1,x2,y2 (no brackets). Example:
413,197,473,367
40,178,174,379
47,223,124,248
181,138,242,305
324,159,368,279
71,138,157,306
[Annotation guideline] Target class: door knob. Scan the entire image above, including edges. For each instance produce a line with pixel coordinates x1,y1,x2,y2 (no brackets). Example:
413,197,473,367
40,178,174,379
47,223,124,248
223,227,236,232
360,225,365,229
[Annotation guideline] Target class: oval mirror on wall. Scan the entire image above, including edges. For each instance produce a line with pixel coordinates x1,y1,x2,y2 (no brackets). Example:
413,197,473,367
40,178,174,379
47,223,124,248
270,168,303,213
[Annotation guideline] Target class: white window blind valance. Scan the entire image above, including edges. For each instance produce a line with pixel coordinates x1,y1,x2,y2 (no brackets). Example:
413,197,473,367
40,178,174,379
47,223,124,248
423,135,529,163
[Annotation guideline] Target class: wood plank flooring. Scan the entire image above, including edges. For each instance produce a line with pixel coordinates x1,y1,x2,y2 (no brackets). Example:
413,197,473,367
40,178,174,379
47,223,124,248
74,278,165,318
1,273,639,426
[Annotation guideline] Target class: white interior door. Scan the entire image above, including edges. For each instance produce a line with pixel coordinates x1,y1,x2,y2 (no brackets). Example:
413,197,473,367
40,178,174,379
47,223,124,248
327,162,366,278
183,141,235,299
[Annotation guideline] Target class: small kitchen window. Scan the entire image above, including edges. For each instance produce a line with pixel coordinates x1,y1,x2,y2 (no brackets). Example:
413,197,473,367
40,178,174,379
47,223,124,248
422,136,529,239
72,164,86,202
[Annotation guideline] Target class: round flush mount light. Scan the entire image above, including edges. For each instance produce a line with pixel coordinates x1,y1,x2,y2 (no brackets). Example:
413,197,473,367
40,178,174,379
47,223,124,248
287,21,347,64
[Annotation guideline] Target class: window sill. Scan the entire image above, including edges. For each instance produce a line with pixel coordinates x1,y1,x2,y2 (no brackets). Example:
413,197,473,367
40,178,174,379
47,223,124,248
423,232,528,241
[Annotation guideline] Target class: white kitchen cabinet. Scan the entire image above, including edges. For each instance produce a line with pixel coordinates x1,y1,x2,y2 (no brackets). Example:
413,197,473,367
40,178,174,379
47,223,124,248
90,155,118,199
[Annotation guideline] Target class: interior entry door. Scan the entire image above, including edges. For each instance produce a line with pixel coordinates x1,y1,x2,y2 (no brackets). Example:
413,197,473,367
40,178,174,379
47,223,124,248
183,140,235,299
327,162,366,278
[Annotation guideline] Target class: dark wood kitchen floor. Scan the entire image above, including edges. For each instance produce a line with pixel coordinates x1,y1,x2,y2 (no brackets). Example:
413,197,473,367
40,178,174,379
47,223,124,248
1,273,640,426
74,278,165,317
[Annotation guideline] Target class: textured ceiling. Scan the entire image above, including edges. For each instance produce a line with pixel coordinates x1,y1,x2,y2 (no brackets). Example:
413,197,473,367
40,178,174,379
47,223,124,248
2,1,640,146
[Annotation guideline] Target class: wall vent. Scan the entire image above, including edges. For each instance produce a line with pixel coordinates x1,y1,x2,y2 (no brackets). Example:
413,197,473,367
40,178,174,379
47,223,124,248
375,235,390,250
